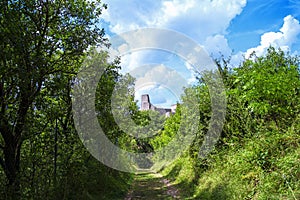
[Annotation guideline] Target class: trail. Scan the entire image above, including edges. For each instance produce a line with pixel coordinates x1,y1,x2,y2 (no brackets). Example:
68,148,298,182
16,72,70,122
124,172,180,200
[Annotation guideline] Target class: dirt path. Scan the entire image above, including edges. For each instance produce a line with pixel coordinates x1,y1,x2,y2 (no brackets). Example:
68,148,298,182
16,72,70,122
124,172,180,200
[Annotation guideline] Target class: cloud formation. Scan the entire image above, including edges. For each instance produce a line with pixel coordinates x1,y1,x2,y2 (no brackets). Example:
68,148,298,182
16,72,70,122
203,35,232,58
131,64,187,107
103,0,246,42
101,0,246,107
245,15,300,58
101,1,300,107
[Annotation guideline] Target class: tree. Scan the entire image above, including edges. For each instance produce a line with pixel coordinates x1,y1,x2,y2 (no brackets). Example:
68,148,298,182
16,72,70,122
0,0,107,198
232,47,300,127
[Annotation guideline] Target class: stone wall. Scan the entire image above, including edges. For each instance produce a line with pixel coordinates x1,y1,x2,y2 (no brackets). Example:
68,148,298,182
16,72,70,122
140,94,176,117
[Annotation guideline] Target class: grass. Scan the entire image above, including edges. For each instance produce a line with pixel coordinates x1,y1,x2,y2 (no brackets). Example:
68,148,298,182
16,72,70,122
158,125,300,199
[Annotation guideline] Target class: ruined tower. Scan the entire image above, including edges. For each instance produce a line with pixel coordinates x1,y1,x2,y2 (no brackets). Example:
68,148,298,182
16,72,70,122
141,94,151,110
140,94,174,116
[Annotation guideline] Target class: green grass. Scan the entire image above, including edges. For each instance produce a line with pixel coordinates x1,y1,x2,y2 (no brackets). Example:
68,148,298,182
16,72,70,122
159,126,300,200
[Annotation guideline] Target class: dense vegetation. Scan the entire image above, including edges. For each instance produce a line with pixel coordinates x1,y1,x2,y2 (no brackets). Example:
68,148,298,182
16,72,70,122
156,47,300,199
0,1,134,199
0,0,299,199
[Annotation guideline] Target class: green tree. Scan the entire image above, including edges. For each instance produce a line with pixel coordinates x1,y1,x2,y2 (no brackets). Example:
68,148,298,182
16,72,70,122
232,47,300,127
0,0,107,198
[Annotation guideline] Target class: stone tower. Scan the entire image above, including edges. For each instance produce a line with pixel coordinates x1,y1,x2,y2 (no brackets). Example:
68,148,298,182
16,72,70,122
141,94,151,110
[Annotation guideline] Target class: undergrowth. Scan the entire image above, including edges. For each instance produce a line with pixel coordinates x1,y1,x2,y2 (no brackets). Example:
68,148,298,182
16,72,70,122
161,124,300,200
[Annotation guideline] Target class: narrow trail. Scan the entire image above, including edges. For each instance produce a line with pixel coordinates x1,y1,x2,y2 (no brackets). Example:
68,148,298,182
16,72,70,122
124,172,181,200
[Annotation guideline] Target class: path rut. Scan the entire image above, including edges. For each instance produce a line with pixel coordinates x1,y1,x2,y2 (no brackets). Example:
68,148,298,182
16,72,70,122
124,172,180,200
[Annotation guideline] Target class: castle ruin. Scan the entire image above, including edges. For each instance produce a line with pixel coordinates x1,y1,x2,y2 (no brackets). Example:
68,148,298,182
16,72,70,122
140,94,177,116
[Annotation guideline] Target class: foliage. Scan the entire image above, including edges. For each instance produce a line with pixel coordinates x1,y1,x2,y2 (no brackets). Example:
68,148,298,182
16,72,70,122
232,47,300,126
158,47,300,199
1,2,299,198
0,1,134,199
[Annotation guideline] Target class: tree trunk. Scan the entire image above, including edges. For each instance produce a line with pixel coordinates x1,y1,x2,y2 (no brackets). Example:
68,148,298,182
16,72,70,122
54,118,58,185
0,89,30,199
3,135,21,200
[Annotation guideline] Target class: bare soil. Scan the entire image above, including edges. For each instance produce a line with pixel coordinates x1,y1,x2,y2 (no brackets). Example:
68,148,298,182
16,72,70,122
124,172,180,200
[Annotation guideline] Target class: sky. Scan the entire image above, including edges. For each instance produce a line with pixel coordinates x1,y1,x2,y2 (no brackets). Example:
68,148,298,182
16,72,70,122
100,0,300,108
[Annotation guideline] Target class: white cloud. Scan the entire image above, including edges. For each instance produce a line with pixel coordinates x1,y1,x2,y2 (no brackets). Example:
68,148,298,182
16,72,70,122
130,64,188,107
133,64,187,95
230,52,245,67
102,0,161,33
101,0,247,105
119,52,146,72
149,0,196,26
245,15,300,58
102,0,246,41
203,35,232,58
151,0,246,41
102,0,248,65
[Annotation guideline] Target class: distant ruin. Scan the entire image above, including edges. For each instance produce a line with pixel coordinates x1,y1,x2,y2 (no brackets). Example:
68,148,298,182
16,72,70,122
140,94,177,117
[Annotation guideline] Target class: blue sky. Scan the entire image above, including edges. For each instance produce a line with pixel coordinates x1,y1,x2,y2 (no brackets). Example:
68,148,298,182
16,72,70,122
100,0,300,108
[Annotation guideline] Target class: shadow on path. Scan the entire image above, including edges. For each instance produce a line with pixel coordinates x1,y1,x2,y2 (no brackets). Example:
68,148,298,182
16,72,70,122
125,173,180,200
